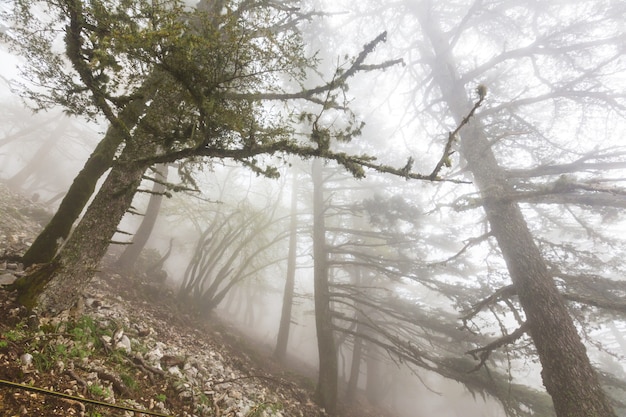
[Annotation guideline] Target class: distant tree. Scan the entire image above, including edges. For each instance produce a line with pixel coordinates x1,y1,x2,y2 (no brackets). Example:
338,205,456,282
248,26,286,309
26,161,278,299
115,163,169,271
274,171,300,361
5,121,66,189
178,200,288,315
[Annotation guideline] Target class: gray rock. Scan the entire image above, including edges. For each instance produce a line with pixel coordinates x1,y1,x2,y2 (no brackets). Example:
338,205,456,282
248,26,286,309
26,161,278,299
0,273,16,285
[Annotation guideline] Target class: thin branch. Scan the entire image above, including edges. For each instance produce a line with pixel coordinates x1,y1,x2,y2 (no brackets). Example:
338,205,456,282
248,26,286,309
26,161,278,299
427,232,492,266
429,90,486,180
465,323,529,372
460,284,516,323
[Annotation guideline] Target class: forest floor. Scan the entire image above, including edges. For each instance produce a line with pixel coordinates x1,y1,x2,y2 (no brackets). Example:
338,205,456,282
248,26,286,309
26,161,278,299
0,183,391,417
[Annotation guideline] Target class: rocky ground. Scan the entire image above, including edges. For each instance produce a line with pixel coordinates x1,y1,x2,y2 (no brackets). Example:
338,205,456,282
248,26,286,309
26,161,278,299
0,183,390,417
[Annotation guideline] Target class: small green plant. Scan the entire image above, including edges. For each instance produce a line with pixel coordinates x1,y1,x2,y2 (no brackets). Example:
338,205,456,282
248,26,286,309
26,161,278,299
54,344,67,356
31,351,54,372
88,383,107,398
120,373,139,391
0,340,8,348
197,392,212,406
3,322,27,342
247,402,283,416
68,316,99,344
155,393,167,402
69,345,90,360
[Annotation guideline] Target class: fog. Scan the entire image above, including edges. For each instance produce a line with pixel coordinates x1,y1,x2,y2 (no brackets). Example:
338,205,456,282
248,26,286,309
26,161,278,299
1,0,625,416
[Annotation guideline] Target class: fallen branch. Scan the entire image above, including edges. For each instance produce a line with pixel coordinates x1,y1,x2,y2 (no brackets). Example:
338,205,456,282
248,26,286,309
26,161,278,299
0,378,173,417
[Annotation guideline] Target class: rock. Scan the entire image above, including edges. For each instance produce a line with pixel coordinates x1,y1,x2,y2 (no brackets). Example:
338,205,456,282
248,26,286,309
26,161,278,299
116,335,132,353
20,353,33,366
167,366,183,378
0,273,16,285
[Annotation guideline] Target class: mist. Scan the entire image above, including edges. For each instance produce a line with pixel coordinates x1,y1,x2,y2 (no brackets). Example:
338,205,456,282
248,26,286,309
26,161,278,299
1,0,625,416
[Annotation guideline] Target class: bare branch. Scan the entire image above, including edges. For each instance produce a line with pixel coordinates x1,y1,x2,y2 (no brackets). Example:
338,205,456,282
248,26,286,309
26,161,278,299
465,323,529,372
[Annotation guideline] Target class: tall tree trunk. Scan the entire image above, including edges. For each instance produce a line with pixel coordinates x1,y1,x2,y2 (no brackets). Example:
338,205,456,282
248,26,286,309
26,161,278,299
115,163,168,270
415,6,616,416
21,88,154,267
274,172,299,361
312,159,338,414
13,142,151,314
346,328,363,402
364,341,385,406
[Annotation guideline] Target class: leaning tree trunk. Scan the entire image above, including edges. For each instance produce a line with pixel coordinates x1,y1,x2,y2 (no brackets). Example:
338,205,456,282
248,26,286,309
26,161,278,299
115,163,169,270
13,142,152,315
460,122,616,417
21,87,154,267
312,159,338,415
415,8,616,416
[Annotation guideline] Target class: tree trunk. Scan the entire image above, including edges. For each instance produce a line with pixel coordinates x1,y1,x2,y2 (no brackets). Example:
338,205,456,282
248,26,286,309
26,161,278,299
415,7,616,416
365,341,385,406
115,163,168,270
346,331,363,402
21,89,154,267
463,132,615,417
346,267,365,402
274,172,299,361
312,159,338,414
13,142,151,315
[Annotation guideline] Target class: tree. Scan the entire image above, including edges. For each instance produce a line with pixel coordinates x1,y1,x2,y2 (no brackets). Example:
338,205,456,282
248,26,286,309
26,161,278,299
311,158,338,414
336,0,625,415
6,0,419,316
414,3,620,415
274,171,300,361
20,91,154,266
115,163,169,271
316,180,556,415
178,200,288,315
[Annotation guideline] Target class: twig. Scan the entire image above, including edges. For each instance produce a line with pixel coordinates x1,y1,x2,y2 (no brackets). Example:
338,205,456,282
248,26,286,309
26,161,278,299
465,322,529,372
429,93,486,180
427,232,492,266
460,284,516,323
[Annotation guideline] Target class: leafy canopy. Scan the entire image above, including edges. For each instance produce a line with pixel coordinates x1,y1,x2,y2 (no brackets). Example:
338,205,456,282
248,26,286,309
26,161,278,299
4,0,410,178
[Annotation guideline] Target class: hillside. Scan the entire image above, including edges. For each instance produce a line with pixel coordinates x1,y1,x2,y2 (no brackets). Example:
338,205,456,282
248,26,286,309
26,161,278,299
0,183,388,417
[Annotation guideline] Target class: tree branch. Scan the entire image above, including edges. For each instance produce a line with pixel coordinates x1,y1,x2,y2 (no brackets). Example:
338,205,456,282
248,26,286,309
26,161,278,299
465,322,529,372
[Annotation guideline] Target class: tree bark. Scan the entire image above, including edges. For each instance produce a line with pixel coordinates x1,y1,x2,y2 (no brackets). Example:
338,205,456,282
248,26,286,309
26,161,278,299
21,89,153,267
13,141,151,314
274,172,298,361
312,159,338,414
415,7,616,416
115,163,169,270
